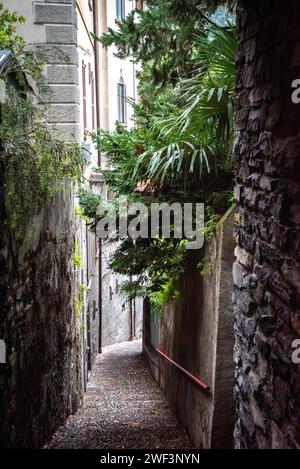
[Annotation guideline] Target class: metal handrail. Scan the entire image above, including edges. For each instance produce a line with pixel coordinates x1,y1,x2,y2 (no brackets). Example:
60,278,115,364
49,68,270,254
156,348,210,392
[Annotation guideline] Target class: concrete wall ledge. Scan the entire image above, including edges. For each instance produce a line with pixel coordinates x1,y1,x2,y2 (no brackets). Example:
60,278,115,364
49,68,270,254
144,205,236,448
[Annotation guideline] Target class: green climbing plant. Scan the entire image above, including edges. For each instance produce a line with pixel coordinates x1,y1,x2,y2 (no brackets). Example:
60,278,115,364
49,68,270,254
0,2,25,51
0,1,85,240
0,92,84,239
73,240,83,268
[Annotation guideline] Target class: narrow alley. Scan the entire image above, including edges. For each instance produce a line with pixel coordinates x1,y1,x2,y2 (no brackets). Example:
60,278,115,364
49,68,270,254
1,0,300,452
45,341,192,450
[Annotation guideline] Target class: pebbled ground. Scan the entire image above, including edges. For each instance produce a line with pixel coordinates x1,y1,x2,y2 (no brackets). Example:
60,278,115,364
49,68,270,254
45,340,192,449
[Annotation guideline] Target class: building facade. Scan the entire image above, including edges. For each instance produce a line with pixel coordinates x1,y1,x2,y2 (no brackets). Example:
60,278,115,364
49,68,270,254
98,0,143,347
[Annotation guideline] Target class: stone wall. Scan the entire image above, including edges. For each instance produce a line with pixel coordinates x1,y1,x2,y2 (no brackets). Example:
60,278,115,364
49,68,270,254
144,207,235,448
101,242,143,348
3,0,80,141
0,185,83,448
234,0,300,449
0,0,101,447
34,0,80,142
101,242,132,347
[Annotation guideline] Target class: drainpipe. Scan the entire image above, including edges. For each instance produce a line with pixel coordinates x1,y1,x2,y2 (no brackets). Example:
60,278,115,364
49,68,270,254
93,0,101,167
132,296,136,340
99,0,109,131
133,2,137,112
129,275,135,341
98,239,102,354
93,0,102,353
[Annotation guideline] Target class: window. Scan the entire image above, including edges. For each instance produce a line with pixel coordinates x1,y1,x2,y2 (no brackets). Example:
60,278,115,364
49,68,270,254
117,76,126,123
116,0,125,20
82,61,87,133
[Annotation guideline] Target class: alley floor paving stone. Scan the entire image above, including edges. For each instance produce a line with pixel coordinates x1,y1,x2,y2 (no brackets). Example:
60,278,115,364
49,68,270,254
45,339,193,449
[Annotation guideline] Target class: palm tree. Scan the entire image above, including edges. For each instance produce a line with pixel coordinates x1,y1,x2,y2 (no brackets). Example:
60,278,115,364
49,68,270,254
133,23,237,183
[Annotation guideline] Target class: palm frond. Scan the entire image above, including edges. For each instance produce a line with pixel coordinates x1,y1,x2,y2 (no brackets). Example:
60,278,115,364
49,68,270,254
133,23,237,183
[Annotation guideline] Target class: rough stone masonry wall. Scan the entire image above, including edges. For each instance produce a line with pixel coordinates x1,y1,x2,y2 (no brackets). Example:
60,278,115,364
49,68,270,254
0,187,83,448
0,0,84,448
234,0,300,449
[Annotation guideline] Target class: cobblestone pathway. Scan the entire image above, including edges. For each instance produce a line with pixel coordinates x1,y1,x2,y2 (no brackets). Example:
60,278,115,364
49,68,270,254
45,340,192,449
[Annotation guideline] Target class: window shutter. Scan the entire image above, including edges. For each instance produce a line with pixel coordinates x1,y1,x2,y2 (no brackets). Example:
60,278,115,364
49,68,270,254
116,0,125,20
117,78,126,124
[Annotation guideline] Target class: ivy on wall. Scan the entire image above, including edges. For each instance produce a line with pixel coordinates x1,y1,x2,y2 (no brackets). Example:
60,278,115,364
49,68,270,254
0,91,84,239
0,2,85,240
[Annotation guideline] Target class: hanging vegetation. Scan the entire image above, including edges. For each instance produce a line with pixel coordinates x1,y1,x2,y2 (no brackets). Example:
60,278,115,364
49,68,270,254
79,3,237,306
0,2,85,240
